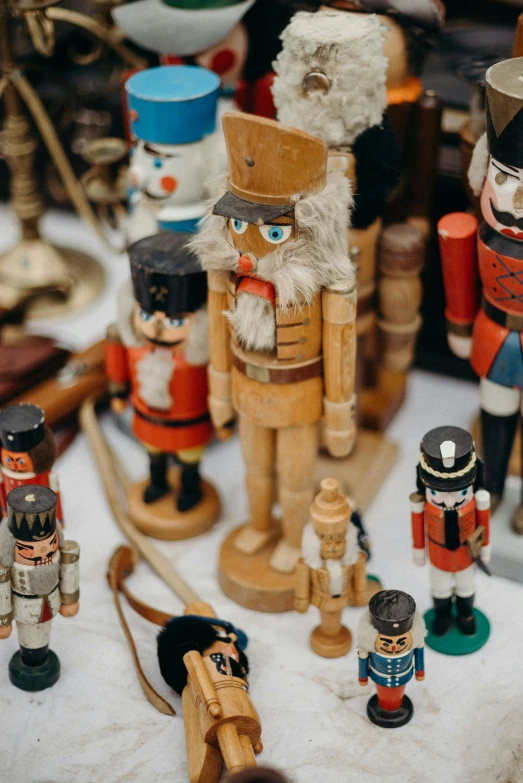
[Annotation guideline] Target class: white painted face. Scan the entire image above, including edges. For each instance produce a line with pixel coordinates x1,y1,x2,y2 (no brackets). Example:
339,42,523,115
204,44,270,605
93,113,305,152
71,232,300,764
425,486,473,510
481,156,523,241
128,139,206,209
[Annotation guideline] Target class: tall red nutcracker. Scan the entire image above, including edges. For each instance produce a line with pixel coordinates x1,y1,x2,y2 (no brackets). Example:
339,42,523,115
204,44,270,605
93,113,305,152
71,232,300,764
439,57,523,534
0,403,63,526
410,425,491,654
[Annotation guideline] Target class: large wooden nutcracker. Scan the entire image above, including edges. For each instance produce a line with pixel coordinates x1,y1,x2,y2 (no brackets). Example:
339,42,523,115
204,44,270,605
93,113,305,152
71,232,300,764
158,608,262,780
105,231,220,540
295,478,366,657
357,590,425,728
125,65,221,244
0,485,79,690
191,112,356,611
439,57,523,537
411,426,491,655
0,403,63,525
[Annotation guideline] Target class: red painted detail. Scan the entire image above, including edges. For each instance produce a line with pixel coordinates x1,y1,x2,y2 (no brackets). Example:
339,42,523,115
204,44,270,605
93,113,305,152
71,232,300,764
211,49,236,76
238,255,254,273
237,276,276,307
376,684,406,712
40,597,53,623
160,176,177,193
438,212,480,326
129,109,138,122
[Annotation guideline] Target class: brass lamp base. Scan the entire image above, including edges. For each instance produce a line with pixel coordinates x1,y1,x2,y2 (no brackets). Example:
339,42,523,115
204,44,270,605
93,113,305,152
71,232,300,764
0,238,105,320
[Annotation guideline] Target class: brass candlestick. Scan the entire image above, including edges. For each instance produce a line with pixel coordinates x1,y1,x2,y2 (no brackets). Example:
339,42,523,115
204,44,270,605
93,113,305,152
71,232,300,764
0,0,143,319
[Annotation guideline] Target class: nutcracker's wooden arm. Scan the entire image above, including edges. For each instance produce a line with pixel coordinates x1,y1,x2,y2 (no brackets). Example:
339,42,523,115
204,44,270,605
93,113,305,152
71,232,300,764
207,271,234,430
0,565,12,637
350,552,367,607
105,324,130,400
322,278,357,457
294,559,311,613
183,649,222,718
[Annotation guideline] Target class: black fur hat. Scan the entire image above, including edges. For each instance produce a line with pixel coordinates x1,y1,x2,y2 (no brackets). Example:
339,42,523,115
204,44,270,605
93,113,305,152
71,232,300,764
157,615,249,695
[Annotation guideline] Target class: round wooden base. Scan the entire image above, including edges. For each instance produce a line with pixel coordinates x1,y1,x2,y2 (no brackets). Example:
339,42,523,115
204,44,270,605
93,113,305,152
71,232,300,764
367,694,413,729
310,625,352,658
219,525,296,612
127,470,220,541
9,650,60,691
424,607,490,656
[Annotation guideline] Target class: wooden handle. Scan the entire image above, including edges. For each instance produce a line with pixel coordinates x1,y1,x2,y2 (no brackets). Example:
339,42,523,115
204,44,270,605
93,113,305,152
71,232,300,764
183,650,221,717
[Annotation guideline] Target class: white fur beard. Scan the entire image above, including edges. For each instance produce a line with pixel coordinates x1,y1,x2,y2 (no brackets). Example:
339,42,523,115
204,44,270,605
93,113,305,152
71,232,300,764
228,293,276,351
273,11,387,147
136,349,175,411
468,132,489,197
325,559,343,597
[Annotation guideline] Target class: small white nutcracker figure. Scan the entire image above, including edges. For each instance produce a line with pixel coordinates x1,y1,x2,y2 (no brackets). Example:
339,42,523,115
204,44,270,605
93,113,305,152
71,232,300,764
0,485,79,690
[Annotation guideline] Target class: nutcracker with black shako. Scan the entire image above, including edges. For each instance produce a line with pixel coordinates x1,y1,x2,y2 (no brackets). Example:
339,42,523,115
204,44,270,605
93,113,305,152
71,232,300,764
190,112,356,611
158,610,262,780
105,231,220,541
0,485,79,691
411,426,491,654
357,589,425,728
439,57,523,535
0,403,63,526
295,478,366,658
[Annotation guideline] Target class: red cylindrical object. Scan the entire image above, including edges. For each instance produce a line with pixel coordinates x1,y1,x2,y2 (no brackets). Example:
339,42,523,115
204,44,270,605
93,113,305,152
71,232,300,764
438,212,480,326
376,684,406,712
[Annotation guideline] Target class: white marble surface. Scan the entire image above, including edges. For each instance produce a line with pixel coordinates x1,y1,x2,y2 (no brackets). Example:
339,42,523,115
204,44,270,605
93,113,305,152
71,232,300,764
1,209,523,783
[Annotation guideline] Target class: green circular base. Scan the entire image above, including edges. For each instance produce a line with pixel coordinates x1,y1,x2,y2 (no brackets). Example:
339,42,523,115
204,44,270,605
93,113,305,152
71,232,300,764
9,650,60,691
368,574,381,584
424,607,490,656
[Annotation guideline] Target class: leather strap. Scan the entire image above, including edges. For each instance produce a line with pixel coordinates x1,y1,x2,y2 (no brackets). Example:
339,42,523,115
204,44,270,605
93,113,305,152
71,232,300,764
107,545,176,716
231,351,322,384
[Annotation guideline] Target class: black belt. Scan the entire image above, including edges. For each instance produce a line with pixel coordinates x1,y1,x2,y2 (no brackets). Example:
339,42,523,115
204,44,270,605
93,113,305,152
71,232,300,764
428,537,462,551
483,297,523,331
134,408,210,428
13,589,57,599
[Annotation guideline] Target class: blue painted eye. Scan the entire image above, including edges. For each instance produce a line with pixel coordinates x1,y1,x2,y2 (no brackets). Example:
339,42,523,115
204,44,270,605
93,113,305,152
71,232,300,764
259,224,292,244
166,317,186,328
139,309,153,322
431,490,437,495
461,489,468,496
154,158,163,169
231,219,248,235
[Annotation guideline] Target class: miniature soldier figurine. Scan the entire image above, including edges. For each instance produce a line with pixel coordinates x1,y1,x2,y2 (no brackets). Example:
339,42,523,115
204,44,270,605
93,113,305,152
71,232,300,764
0,485,79,690
190,112,356,610
105,231,220,540
295,478,365,657
125,65,221,244
411,426,491,653
357,589,425,728
439,57,523,537
158,611,262,781
0,403,63,526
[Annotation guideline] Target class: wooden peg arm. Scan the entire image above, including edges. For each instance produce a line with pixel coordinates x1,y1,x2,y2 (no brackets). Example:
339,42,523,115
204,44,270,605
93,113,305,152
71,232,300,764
350,552,367,607
183,650,222,718
294,559,311,612
322,279,357,457
207,271,234,429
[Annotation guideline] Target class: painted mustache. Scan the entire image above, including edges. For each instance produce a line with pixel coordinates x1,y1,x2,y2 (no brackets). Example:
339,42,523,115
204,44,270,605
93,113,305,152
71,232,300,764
491,199,523,230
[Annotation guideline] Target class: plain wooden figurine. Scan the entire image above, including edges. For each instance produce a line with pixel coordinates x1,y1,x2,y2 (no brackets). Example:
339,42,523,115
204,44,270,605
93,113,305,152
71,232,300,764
295,478,366,657
190,112,356,611
0,485,79,690
0,403,64,526
158,604,262,781
411,426,491,655
358,589,425,728
105,231,220,540
439,57,523,535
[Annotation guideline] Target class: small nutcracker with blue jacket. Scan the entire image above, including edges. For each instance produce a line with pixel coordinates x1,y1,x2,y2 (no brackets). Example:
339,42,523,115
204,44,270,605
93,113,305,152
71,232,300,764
357,589,425,728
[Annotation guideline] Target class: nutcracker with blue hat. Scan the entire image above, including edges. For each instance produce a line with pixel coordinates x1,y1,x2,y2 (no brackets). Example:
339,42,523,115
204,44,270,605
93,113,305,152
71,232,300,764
357,590,426,728
125,65,221,243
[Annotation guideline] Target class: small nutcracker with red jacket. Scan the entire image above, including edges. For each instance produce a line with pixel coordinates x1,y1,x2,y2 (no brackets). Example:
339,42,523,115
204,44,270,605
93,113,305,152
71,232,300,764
105,231,220,540
0,403,63,526
439,57,523,537
410,426,491,654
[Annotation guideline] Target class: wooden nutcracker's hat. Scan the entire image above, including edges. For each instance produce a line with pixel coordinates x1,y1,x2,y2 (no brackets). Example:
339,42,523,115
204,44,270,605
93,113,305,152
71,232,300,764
310,478,352,538
7,484,57,542
213,112,328,224
486,57,523,169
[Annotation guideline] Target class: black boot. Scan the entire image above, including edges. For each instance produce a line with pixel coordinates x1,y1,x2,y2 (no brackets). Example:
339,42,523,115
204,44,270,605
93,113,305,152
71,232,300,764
143,453,169,504
177,462,203,512
432,597,452,636
20,645,49,667
481,408,519,507
456,594,476,636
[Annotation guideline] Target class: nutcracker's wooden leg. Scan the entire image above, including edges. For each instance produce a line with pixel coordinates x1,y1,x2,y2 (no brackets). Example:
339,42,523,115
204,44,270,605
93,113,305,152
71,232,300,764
182,687,222,783
217,723,248,775
234,415,277,555
310,608,352,658
271,422,317,573
239,734,257,768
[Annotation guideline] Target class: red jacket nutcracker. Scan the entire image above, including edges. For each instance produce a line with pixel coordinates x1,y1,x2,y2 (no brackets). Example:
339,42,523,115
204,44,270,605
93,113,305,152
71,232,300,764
410,426,490,638
0,403,63,526
439,57,523,533
105,231,213,513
